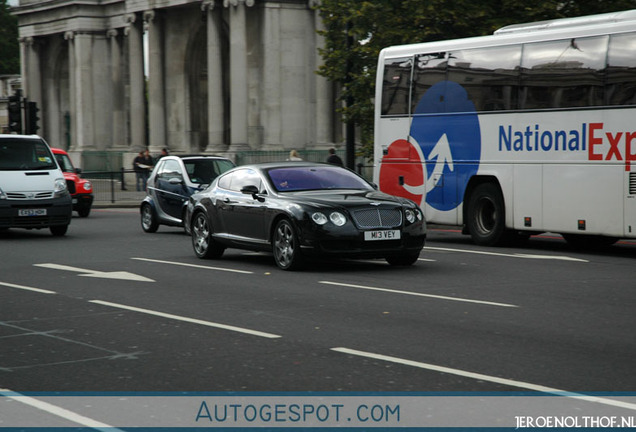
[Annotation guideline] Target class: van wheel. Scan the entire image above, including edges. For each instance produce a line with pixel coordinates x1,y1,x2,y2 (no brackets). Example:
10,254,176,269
50,225,68,236
466,183,506,246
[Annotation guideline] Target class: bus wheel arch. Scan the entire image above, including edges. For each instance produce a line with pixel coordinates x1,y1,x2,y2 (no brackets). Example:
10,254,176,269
463,177,507,246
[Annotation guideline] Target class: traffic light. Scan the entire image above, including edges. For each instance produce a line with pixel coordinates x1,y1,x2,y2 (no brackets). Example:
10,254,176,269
26,101,40,135
8,95,22,134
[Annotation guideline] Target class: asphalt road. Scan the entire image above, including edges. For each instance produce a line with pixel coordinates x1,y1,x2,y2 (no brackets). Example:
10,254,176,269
1,208,635,395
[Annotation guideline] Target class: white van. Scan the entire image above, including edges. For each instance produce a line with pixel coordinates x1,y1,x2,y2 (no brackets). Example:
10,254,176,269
0,134,72,236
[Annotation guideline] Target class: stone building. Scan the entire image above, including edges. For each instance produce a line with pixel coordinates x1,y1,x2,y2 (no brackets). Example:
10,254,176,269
11,0,339,168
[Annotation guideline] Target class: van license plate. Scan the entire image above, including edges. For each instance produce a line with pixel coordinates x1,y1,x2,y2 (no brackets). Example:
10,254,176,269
364,230,400,241
19,209,47,217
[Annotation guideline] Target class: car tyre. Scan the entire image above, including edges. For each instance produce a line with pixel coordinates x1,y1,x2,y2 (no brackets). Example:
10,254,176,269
77,205,91,218
140,203,159,233
50,225,68,236
272,219,304,270
191,211,225,259
386,252,420,266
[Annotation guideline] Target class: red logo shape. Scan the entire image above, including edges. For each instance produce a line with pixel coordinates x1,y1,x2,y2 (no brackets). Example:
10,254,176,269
379,139,425,206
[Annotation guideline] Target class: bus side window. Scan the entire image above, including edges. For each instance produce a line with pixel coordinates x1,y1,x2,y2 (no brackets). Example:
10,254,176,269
411,52,447,113
447,45,521,112
520,36,607,109
607,32,636,106
381,57,412,116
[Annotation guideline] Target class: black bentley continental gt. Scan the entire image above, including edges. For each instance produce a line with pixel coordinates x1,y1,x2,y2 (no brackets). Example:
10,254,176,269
185,162,426,270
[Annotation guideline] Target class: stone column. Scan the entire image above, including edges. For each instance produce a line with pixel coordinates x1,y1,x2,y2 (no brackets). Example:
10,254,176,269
64,32,77,150
19,37,44,135
145,10,166,153
125,13,146,151
108,29,126,149
203,0,225,153
261,3,281,149
310,0,333,147
225,0,252,152
70,32,95,151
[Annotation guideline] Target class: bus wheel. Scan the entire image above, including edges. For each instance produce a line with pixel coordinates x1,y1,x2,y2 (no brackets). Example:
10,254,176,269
466,183,506,246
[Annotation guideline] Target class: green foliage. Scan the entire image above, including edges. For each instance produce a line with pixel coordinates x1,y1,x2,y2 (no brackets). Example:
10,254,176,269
315,0,636,159
0,0,20,74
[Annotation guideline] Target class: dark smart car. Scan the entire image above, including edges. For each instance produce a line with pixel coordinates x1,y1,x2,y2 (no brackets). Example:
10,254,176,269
186,162,426,270
141,155,234,232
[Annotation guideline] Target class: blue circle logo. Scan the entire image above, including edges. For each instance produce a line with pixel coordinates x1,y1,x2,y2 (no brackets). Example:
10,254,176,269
409,81,481,211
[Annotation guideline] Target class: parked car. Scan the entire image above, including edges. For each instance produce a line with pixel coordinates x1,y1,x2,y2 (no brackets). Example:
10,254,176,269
141,155,235,232
51,148,94,217
0,135,72,236
185,162,426,270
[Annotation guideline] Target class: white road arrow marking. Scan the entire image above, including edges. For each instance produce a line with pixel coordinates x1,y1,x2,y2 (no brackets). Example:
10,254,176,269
34,263,155,282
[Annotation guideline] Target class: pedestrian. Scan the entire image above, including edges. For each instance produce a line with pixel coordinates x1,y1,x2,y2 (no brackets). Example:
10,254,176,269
133,149,153,191
326,148,344,166
133,151,145,191
287,149,303,161
158,148,169,160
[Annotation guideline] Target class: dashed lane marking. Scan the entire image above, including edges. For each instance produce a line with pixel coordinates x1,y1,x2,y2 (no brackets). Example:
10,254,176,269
89,300,281,339
319,281,518,308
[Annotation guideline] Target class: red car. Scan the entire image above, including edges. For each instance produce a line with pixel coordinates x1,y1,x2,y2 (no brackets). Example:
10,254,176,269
52,148,94,217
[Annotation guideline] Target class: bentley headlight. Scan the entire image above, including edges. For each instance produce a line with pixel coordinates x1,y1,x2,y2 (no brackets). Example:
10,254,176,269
329,212,346,226
312,212,328,225
405,208,416,224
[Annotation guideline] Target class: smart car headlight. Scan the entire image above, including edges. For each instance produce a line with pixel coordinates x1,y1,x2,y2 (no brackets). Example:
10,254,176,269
0,187,6,200
329,212,346,226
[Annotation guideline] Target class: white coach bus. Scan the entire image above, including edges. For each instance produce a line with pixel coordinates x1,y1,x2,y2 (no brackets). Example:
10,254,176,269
373,10,636,247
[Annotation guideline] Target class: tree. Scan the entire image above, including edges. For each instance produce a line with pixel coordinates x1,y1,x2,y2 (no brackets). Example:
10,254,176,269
315,0,636,159
0,0,19,74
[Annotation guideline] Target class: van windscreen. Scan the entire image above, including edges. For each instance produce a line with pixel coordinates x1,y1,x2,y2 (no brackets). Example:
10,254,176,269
0,138,57,171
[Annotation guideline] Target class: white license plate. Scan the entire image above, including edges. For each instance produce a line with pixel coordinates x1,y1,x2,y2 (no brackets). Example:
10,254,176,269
19,209,47,217
364,230,401,241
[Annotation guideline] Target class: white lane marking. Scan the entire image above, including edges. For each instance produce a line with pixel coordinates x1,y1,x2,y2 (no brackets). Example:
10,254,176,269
418,258,437,262
132,257,253,274
34,264,155,282
425,246,588,262
319,281,517,308
0,388,116,429
89,300,281,339
0,281,56,294
331,348,636,411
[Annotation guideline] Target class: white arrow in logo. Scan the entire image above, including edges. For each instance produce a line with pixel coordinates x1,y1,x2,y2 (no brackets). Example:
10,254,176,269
400,136,428,197
34,263,155,282
401,133,455,196
424,133,454,194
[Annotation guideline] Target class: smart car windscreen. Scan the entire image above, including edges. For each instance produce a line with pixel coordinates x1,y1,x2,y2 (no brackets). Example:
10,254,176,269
267,166,372,192
185,159,235,185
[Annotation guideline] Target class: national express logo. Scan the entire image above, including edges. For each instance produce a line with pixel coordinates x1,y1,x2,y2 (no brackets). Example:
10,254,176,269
379,81,481,211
